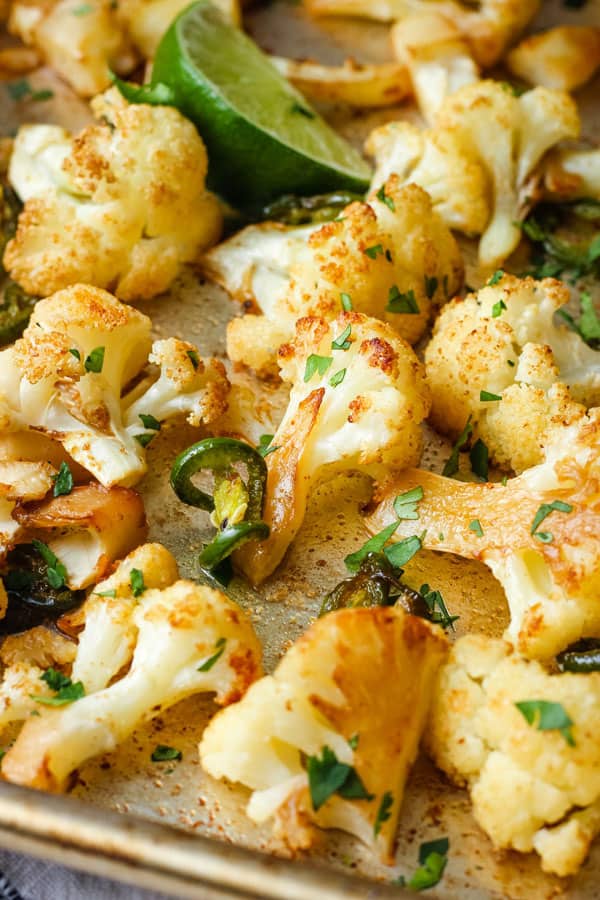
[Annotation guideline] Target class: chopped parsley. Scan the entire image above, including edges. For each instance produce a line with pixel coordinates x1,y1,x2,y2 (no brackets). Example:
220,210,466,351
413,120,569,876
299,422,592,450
424,276,438,300
386,286,419,315
139,413,161,431
392,486,423,520
487,269,504,286
257,434,280,457
515,700,575,746
52,461,73,497
442,418,473,478
469,438,489,482
344,521,399,572
558,292,600,348
304,353,333,382
306,746,373,811
198,637,227,672
420,584,459,631
6,80,54,102
135,433,155,448
406,838,450,891
31,539,67,590
84,346,105,373
129,567,146,598
374,791,393,836
376,184,395,211
530,499,573,543
69,347,81,361
469,519,484,537
480,390,502,402
329,368,346,387
348,734,359,750
72,2,93,13
33,668,85,706
95,589,117,598
384,533,422,568
187,349,200,369
331,324,352,351
151,744,182,762
340,292,353,311
364,244,384,259
491,298,507,318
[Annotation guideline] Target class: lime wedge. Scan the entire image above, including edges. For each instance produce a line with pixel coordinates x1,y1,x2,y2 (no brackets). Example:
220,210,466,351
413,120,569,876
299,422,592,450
151,1,372,207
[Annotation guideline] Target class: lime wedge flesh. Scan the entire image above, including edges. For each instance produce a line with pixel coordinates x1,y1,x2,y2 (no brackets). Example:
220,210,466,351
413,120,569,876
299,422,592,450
152,1,372,207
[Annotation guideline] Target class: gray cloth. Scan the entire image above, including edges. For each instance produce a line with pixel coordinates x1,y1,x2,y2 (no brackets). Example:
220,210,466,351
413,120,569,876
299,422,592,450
0,851,178,900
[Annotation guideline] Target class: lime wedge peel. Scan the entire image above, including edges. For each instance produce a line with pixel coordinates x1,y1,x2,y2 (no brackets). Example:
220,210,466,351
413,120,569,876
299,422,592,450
150,1,372,208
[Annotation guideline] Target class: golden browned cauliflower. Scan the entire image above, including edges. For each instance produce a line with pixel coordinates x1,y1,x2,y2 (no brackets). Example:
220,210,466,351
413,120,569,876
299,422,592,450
234,311,431,585
8,0,137,97
4,88,222,301
304,0,540,68
118,0,241,58
507,26,600,92
366,409,600,660
201,605,448,862
0,284,229,487
426,635,600,876
390,11,479,125
366,81,580,269
424,273,599,472
1,542,262,791
205,178,463,375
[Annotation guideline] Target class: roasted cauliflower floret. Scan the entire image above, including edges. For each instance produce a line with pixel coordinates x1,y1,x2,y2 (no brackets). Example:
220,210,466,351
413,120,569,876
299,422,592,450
201,605,447,862
304,0,539,67
233,312,430,585
425,274,600,471
0,285,229,487
543,147,600,203
390,12,479,125
0,456,145,588
270,57,411,109
4,88,222,301
366,409,600,660
366,81,580,268
507,26,600,92
1,542,262,791
118,0,241,58
426,635,600,876
205,179,463,374
8,0,137,97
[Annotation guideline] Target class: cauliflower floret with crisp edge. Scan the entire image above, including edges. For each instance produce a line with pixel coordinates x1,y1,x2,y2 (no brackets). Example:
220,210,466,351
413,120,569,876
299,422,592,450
205,179,463,375
543,147,600,203
366,81,580,268
0,285,229,488
234,311,431,585
1,542,262,791
5,88,222,301
507,26,600,92
425,273,599,471
426,634,600,876
117,0,241,59
390,12,479,125
201,605,447,862
9,0,137,97
366,409,600,660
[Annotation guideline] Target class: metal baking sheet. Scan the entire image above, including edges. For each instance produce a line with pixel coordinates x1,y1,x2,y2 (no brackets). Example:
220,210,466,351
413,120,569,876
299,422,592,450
0,1,599,897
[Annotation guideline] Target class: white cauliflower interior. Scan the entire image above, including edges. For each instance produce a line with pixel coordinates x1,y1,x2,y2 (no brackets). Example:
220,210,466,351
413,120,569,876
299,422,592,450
0,284,229,487
4,88,222,301
205,178,463,375
426,635,600,876
425,273,599,472
1,542,262,791
366,409,600,660
366,81,580,268
234,311,431,584
507,25,600,92
201,605,447,862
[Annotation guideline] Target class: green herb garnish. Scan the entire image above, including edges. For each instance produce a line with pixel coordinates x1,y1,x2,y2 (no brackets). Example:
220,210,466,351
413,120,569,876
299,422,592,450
329,368,346,387
442,418,473,478
392,486,423,520
480,390,501,402
340,292,353,311
364,244,384,259
52,461,74,497
129,568,146,598
530,500,573,544
257,434,280,457
187,349,200,369
331,324,352,351
420,584,459,631
469,519,484,537
32,668,85,706
376,184,395,211
386,286,419,314
306,746,373,811
31,539,67,590
84,346,105,373
469,438,488,482
198,637,227,672
304,353,333,382
374,791,393,836
151,745,182,762
515,700,575,746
